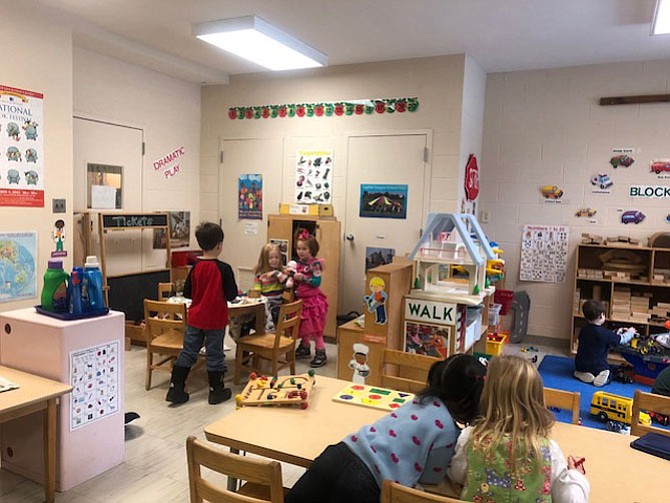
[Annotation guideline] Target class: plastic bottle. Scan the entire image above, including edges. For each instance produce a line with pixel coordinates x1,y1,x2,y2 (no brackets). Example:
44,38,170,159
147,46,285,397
68,267,84,315
41,260,69,312
83,256,106,312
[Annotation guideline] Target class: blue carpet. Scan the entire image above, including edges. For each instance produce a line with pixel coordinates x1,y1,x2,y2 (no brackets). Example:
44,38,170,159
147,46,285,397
537,355,651,430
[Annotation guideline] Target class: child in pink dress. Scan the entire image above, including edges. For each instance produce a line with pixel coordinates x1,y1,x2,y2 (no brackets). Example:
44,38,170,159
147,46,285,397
292,228,329,368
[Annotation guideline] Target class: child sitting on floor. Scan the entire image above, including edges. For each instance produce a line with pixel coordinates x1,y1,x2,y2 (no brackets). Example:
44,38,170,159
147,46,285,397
574,299,635,387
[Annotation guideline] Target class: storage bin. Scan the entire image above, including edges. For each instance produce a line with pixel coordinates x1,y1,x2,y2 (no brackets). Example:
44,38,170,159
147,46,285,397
486,332,507,356
488,303,502,327
494,289,514,315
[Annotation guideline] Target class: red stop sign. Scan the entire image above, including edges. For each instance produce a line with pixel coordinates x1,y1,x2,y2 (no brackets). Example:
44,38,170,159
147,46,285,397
465,154,479,201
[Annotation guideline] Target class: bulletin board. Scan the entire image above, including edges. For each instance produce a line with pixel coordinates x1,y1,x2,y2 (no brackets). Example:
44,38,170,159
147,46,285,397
519,224,569,283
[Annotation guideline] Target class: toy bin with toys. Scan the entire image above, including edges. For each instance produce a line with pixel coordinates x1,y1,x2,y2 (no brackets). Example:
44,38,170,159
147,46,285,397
486,332,507,356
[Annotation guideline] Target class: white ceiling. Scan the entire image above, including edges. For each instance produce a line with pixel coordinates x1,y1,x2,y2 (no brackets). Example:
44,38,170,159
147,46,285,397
39,0,670,84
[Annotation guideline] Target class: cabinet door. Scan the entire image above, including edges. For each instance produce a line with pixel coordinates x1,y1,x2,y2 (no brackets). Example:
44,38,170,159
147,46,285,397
316,219,340,337
267,216,294,259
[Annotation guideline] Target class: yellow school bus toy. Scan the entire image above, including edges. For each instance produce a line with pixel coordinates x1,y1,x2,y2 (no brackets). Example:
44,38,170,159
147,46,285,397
590,391,651,425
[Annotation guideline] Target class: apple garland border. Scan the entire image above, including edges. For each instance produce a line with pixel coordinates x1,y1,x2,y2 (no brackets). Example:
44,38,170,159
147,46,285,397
228,97,419,120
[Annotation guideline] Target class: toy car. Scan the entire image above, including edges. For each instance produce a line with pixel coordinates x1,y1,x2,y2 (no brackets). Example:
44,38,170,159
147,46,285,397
541,185,564,199
648,410,670,426
612,364,635,384
605,420,630,434
651,160,670,174
590,391,651,425
611,154,635,168
575,207,597,217
621,210,645,224
591,173,613,189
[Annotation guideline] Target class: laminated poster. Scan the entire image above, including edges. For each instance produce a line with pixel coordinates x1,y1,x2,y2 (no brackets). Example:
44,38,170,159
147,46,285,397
239,174,263,220
0,85,44,207
0,231,37,302
295,149,333,204
520,225,569,283
70,341,120,431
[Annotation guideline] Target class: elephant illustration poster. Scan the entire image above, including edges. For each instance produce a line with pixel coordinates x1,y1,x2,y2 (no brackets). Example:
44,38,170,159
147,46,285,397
0,85,44,207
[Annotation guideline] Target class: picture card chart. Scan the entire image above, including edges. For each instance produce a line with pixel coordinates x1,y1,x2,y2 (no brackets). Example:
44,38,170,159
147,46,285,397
295,149,333,203
520,225,569,283
70,341,120,431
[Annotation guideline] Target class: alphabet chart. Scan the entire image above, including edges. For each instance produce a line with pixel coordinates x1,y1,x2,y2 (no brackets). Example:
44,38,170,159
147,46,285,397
69,341,120,431
520,225,569,283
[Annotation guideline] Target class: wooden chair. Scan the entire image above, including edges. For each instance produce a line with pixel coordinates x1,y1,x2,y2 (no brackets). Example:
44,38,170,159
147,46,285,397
144,299,187,390
631,389,670,437
186,436,286,503
381,479,463,503
158,282,174,301
381,349,439,394
544,387,581,425
234,300,303,384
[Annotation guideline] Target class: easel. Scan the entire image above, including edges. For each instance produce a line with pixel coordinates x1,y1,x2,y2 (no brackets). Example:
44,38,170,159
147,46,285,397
97,213,171,349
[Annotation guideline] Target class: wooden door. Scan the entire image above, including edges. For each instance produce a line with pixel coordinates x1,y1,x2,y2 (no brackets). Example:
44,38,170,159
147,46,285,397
341,133,429,314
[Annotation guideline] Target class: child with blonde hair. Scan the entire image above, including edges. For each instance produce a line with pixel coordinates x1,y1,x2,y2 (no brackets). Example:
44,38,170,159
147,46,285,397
251,243,288,328
448,355,589,503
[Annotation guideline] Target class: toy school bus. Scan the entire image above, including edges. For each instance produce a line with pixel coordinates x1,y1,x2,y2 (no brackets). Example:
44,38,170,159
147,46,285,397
590,391,651,426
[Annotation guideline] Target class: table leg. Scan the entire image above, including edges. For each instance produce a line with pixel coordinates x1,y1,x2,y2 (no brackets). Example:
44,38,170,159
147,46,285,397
43,398,57,503
254,304,265,333
227,447,240,491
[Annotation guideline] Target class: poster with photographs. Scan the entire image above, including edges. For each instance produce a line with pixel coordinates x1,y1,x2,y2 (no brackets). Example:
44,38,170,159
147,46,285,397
0,85,44,207
238,174,263,220
404,321,452,358
365,247,395,271
359,184,407,219
70,341,120,431
295,149,332,204
520,224,569,283
153,211,190,249
270,238,289,266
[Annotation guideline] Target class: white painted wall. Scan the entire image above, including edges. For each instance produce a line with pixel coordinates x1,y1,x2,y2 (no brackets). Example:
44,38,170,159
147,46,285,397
73,47,201,223
0,3,73,311
480,60,670,341
200,55,468,269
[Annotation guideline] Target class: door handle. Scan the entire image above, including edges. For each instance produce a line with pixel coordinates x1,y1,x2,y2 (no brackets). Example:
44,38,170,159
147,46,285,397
345,233,355,241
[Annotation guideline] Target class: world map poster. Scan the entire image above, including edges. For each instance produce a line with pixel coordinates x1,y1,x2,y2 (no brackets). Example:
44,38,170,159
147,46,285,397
0,231,37,302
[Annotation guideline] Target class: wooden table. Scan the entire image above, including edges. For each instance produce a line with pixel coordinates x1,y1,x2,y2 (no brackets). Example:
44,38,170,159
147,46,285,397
0,366,72,503
169,296,267,333
206,376,668,502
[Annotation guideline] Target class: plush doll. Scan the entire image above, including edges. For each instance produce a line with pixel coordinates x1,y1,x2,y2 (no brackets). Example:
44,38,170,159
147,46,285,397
279,260,298,302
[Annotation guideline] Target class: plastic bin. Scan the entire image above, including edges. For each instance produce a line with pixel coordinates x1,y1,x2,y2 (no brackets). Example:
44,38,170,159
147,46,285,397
488,303,502,327
494,289,514,315
486,332,507,356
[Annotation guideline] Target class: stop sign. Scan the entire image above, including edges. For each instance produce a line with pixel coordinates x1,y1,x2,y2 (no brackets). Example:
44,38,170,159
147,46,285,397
464,154,479,201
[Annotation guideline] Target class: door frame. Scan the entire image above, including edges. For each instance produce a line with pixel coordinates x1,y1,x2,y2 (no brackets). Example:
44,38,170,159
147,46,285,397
340,129,434,312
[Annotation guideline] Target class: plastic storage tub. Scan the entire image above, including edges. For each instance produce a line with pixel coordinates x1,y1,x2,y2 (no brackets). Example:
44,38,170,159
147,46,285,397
486,332,507,356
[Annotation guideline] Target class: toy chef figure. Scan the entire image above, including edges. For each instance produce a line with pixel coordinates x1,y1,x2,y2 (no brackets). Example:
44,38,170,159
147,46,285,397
348,343,370,384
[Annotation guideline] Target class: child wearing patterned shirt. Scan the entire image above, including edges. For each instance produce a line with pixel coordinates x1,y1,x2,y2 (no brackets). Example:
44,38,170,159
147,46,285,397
448,355,589,503
285,354,487,503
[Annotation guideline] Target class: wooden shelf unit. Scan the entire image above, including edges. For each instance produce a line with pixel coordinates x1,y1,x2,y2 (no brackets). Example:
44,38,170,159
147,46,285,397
571,243,670,353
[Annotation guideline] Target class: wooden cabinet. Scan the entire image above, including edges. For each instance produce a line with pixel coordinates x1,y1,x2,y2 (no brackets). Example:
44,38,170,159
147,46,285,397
571,243,670,353
267,214,340,338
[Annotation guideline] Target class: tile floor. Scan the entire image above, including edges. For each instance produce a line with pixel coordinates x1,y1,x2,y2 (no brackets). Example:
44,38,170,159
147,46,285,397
0,336,571,502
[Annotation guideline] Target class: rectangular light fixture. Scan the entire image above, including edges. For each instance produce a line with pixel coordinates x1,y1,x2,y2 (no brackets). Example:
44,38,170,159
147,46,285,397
652,0,670,35
193,16,327,71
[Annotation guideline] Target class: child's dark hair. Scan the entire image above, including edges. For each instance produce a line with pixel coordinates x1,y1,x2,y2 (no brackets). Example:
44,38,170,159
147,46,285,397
582,299,605,322
195,222,224,251
418,354,487,424
294,227,319,256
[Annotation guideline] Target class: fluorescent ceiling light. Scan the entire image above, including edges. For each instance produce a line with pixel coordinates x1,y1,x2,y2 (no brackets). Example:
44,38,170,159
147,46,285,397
652,0,670,35
193,16,327,71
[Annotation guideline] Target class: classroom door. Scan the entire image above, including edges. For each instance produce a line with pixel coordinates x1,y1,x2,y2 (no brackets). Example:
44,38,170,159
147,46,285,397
73,117,144,273
341,133,429,314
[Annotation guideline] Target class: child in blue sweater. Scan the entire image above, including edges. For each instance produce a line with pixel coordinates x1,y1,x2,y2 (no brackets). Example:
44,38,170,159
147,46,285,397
285,354,487,503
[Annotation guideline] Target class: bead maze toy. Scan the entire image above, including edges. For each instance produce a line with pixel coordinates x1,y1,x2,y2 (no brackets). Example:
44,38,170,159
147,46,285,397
235,370,315,410
332,383,415,411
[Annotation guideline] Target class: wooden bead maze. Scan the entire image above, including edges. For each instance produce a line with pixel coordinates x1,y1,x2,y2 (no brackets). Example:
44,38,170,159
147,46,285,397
235,371,316,410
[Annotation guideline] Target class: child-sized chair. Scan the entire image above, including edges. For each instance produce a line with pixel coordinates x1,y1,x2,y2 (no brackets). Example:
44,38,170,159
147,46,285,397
381,479,463,502
544,387,581,425
144,299,187,390
381,349,439,394
631,389,670,437
186,436,286,502
234,300,303,384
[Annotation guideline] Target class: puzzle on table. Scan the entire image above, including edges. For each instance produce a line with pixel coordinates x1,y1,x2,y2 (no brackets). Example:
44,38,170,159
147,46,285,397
235,371,316,409
332,383,415,411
